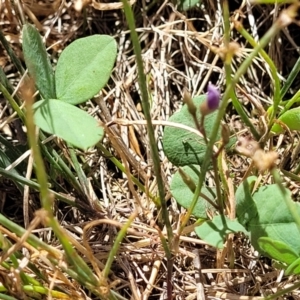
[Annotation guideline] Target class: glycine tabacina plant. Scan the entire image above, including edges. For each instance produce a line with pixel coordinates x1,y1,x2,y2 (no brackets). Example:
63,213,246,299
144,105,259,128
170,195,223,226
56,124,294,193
162,83,300,275
22,24,117,150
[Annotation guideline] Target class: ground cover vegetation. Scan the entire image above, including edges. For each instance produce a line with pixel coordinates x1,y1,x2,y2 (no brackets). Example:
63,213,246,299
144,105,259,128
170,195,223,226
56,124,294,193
1,0,300,299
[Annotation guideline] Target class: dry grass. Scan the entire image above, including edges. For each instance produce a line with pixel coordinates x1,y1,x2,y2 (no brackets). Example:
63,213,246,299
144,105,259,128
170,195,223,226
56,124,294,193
1,0,300,299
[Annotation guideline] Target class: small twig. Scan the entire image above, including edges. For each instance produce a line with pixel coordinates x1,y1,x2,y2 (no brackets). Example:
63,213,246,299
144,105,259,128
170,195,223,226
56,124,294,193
193,249,205,300
108,118,220,153
96,97,149,183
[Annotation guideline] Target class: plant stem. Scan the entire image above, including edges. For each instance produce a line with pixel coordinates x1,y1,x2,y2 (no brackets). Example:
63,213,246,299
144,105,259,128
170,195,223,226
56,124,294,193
120,0,173,245
280,52,300,99
231,90,260,140
0,213,61,257
236,21,281,124
68,144,89,195
121,2,173,299
264,277,300,300
24,90,53,213
97,143,153,199
0,83,25,122
102,212,137,278
23,85,102,289
179,1,291,233
279,88,300,116
39,141,82,193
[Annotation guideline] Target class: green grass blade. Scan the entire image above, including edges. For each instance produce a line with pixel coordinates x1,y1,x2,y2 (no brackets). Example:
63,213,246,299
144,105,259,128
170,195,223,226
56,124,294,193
0,29,25,75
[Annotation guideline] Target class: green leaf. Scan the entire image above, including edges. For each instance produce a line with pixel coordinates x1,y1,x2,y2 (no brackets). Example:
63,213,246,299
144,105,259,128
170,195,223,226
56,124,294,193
34,100,104,150
235,176,258,228
170,165,215,218
236,177,300,255
271,107,300,133
195,215,247,249
286,257,300,275
177,0,201,10
22,24,55,99
258,237,299,265
162,95,220,166
55,35,117,105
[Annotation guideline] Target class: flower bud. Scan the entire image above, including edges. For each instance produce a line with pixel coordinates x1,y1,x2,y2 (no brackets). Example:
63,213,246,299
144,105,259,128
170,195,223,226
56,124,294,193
183,89,197,116
200,83,221,116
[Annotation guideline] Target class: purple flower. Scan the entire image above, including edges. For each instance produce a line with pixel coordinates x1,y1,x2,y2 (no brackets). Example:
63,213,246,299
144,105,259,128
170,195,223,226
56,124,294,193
207,83,220,110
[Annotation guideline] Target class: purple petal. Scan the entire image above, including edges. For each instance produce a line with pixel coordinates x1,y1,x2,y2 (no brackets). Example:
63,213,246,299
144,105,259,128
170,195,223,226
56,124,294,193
207,83,220,110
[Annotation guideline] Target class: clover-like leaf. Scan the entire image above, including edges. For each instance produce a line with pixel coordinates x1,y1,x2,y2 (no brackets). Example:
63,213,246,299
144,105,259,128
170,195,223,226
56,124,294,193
34,100,103,150
22,24,56,100
55,35,117,105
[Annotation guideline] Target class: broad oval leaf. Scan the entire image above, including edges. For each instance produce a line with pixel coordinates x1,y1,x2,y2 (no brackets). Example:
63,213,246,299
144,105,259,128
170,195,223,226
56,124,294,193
170,165,215,218
272,107,300,133
55,35,117,104
195,215,247,249
235,176,258,228
236,177,300,255
163,95,220,166
34,100,103,149
258,237,299,265
22,24,56,99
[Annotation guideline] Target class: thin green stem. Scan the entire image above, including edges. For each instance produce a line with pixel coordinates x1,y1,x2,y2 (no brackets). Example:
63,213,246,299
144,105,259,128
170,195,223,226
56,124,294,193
281,169,300,181
231,91,260,140
180,3,286,233
279,88,300,116
103,213,136,278
120,0,173,245
210,0,229,215
41,140,82,193
212,157,224,213
236,22,281,124
0,293,18,300
25,98,53,213
264,276,300,300
223,0,230,48
0,83,25,122
24,92,100,288
97,144,154,200
214,16,258,136
280,53,300,99
0,213,61,257
68,144,88,195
